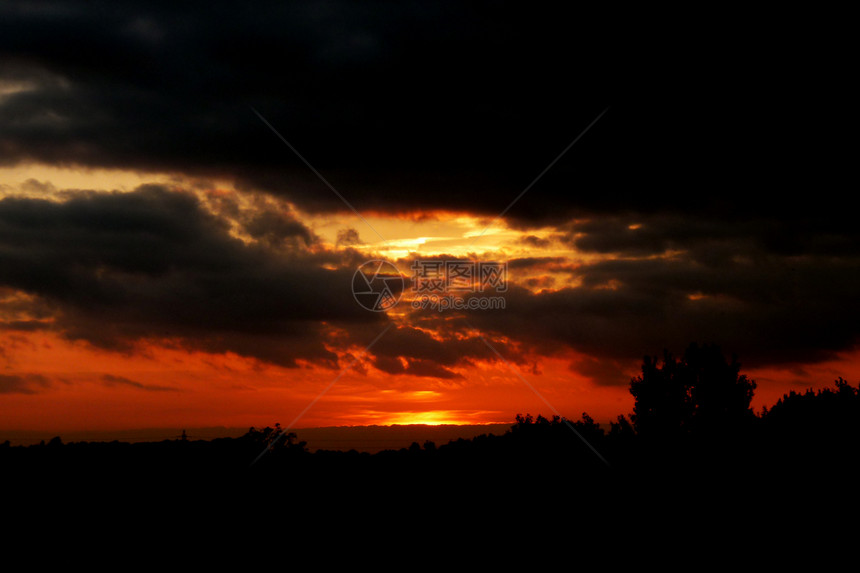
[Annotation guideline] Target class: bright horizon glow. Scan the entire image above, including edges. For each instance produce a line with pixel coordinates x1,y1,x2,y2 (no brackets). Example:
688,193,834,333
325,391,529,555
370,411,490,426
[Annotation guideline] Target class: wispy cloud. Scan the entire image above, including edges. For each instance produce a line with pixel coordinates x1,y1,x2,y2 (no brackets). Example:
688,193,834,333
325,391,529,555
101,374,177,392
0,373,50,394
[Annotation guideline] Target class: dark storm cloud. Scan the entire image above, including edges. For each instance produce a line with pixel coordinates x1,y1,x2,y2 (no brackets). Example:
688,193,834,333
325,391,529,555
565,214,860,260
0,184,383,366
460,240,860,382
2,2,848,224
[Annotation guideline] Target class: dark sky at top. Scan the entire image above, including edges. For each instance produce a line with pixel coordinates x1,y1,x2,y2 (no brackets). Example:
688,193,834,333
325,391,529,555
1,2,851,223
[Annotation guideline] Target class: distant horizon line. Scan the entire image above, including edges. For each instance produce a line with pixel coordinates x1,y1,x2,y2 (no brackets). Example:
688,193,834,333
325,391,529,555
2,421,516,433
0,421,521,447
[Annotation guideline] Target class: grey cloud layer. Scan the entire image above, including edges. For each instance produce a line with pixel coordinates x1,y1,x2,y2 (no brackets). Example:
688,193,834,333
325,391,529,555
0,184,382,366
0,184,527,376
0,182,858,384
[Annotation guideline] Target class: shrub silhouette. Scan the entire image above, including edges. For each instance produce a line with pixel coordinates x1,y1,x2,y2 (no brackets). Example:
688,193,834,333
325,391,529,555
758,377,860,471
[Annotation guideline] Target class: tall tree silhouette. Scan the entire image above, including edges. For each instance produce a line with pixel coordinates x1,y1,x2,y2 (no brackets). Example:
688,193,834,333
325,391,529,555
629,343,756,444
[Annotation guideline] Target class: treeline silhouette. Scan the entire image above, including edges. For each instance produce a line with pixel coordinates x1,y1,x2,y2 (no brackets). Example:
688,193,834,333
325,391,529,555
3,343,858,500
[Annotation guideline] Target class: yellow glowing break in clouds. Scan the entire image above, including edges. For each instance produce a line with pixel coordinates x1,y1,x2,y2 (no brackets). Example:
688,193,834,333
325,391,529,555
0,165,510,257
305,209,519,258
0,163,595,287
0,164,188,196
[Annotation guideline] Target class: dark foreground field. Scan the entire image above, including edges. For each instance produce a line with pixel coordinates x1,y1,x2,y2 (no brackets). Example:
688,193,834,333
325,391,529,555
4,397,858,507
3,399,858,560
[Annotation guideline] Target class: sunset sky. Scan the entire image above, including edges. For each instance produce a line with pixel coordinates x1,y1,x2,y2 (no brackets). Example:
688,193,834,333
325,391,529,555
1,2,855,438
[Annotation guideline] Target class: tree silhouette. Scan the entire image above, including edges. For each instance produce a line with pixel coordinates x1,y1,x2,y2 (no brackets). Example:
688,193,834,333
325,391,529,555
629,343,756,444
241,424,308,464
762,377,860,441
